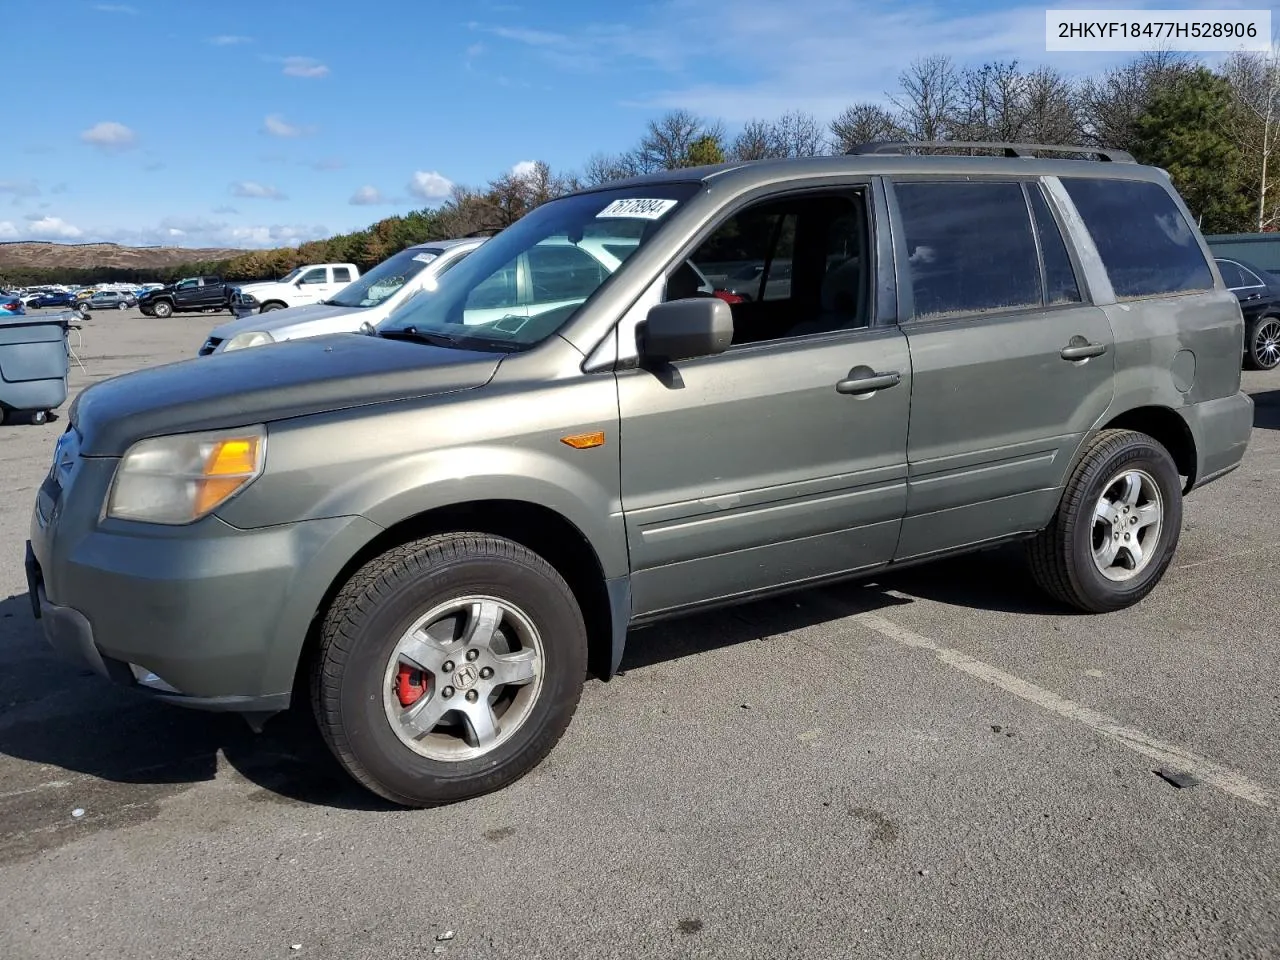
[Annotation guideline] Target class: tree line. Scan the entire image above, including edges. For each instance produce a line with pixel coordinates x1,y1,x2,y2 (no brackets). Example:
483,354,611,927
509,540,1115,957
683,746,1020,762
9,49,1279,287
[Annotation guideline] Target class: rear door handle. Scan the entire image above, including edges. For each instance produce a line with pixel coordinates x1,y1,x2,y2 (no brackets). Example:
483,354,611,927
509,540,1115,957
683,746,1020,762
1060,340,1108,361
836,369,902,395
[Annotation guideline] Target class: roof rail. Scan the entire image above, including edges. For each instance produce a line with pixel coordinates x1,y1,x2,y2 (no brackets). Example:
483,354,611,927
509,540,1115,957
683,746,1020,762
848,141,1136,163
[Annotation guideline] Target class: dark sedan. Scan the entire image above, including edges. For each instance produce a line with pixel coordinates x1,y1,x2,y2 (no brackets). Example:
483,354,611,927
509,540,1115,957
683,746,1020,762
1216,256,1280,371
27,291,76,309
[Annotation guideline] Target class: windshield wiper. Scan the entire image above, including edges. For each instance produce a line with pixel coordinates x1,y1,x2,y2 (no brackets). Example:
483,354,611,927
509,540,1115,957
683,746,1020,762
380,327,462,348
380,326,526,353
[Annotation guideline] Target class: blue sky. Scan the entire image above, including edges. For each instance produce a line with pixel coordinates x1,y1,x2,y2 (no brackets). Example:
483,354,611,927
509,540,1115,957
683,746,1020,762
0,0,1243,249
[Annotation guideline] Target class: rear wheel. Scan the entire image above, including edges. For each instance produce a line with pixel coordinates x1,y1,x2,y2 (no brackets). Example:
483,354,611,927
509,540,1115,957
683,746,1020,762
117,301,128,311
260,302,286,313
311,533,587,807
1245,315,1280,371
1027,429,1183,613
152,300,173,319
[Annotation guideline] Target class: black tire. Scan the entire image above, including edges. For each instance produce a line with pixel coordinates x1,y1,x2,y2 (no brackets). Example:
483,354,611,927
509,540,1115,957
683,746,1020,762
31,410,48,425
152,300,173,319
1027,429,1183,613
117,302,128,310
311,533,587,807
260,302,285,313
1244,314,1280,371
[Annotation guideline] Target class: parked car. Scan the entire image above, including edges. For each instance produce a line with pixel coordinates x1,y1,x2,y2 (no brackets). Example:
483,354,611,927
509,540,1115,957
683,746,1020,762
26,142,1253,808
1,294,24,317
138,276,233,318
1214,256,1280,371
201,240,483,355
87,290,137,312
27,291,76,309
228,263,362,316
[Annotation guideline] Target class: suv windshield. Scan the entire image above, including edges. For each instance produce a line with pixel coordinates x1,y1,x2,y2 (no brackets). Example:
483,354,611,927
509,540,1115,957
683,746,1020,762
328,246,448,308
379,183,700,349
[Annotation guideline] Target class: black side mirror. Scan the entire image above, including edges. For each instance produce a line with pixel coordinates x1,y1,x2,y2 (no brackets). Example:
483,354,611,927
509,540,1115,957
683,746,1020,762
638,297,733,364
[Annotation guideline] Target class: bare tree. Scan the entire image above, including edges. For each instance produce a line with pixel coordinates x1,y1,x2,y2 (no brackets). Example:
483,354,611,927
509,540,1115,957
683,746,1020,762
581,151,642,186
1022,66,1083,144
731,119,786,160
636,109,725,171
1223,46,1280,230
1078,50,1194,150
890,55,962,142
829,102,906,152
954,61,1031,142
771,110,826,157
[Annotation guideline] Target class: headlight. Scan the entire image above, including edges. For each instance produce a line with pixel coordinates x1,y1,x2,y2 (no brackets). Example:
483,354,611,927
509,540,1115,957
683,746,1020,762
222,330,274,351
105,426,266,524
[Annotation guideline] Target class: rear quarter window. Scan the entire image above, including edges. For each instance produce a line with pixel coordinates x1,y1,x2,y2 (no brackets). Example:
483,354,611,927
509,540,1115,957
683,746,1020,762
1060,178,1213,300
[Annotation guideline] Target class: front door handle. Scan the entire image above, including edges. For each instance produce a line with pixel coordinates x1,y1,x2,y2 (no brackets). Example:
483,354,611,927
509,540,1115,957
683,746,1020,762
836,369,902,396
1060,340,1108,361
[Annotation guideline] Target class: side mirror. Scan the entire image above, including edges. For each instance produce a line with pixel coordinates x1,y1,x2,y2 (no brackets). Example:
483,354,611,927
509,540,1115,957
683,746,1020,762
295,279,305,288
638,297,733,364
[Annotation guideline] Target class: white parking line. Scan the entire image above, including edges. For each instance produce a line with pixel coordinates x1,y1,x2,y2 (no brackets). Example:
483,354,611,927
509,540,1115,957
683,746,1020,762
853,611,1275,809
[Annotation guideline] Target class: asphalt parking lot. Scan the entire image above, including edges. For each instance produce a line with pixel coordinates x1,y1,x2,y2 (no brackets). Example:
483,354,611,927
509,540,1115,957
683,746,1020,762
1,309,1277,960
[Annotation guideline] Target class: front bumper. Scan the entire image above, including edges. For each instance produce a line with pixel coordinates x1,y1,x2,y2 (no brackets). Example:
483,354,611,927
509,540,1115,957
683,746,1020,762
27,470,381,714
25,542,288,714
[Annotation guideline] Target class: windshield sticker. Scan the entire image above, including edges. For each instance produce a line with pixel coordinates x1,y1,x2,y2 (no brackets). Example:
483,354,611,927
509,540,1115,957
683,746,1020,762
412,252,439,264
596,198,678,220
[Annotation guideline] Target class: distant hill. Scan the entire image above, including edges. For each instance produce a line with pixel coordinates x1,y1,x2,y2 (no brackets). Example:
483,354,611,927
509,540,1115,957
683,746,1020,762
0,241,243,271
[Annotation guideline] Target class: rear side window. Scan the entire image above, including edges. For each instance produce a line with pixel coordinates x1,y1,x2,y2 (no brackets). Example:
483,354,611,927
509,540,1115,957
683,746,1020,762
1215,260,1245,288
332,267,352,283
1028,186,1081,304
895,181,1041,319
1060,178,1212,299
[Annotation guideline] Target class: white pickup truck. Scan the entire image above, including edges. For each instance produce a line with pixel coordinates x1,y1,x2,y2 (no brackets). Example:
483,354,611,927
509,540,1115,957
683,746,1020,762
229,263,361,316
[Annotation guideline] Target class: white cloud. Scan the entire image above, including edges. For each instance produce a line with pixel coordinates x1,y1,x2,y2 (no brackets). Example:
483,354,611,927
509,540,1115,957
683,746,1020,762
349,186,386,205
263,113,315,138
209,34,253,45
408,171,454,201
4,216,84,239
94,3,138,14
0,180,40,198
510,160,539,179
0,216,328,248
231,181,287,200
282,56,330,78
80,121,137,151
475,0,1139,124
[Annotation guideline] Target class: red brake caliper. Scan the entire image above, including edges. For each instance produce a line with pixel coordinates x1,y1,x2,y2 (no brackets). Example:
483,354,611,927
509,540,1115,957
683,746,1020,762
396,665,428,706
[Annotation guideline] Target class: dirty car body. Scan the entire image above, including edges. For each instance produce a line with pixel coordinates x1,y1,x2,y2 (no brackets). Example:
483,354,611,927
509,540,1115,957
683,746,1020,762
27,146,1253,806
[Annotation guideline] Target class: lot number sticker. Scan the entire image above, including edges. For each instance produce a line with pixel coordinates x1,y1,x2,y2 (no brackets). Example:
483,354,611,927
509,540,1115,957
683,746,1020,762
412,252,439,264
596,198,678,220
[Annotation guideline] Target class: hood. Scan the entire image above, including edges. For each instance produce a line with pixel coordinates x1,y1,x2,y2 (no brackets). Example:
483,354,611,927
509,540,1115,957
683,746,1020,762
235,279,289,295
139,285,176,299
208,300,362,341
72,332,503,456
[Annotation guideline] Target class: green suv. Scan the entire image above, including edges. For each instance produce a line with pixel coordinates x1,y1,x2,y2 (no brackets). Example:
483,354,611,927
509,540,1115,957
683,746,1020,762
26,142,1254,806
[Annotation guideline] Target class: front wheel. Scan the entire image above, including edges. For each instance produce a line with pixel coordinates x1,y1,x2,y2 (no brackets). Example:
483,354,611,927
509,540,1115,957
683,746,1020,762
152,300,173,319
311,533,587,807
1027,429,1183,613
259,302,285,313
1245,315,1280,371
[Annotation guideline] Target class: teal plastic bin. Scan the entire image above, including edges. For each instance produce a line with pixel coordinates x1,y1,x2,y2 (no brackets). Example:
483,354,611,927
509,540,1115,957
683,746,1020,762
0,314,70,425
